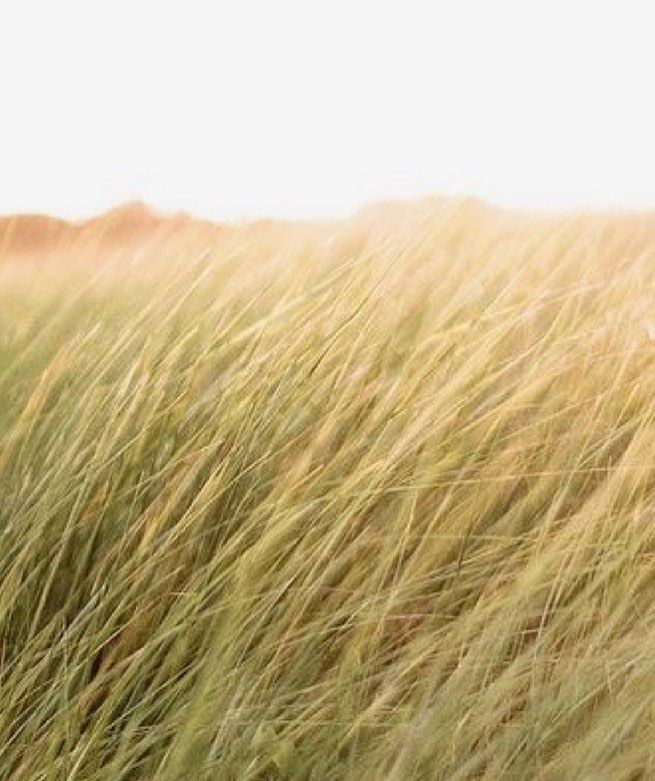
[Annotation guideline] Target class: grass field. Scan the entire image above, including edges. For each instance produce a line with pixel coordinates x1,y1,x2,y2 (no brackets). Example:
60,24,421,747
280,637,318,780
2,198,655,779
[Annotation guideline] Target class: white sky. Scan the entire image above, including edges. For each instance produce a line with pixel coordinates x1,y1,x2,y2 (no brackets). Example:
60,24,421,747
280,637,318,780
2,1,655,221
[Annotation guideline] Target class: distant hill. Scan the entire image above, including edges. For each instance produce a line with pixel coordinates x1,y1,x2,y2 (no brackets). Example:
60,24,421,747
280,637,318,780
0,202,217,261
0,213,71,257
0,201,338,267
4,196,654,268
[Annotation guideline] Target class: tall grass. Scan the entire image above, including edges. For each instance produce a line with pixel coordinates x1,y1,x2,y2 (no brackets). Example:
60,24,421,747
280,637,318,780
2,199,655,779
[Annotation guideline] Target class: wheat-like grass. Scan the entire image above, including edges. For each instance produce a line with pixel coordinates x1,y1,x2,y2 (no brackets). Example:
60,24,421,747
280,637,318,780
2,198,655,779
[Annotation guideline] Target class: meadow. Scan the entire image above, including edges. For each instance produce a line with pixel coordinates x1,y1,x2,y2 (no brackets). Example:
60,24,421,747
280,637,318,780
2,198,655,779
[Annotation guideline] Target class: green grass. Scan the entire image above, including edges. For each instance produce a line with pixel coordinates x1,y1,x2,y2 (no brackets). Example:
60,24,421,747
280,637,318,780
2,201,655,779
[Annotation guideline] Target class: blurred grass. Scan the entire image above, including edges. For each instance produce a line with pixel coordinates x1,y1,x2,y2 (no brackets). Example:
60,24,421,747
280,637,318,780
2,198,655,778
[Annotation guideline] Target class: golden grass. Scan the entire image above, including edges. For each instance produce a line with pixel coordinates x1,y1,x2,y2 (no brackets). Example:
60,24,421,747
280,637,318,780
2,197,655,779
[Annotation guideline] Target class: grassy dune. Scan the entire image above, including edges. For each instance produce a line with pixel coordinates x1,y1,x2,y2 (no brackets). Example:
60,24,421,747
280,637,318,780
2,198,655,779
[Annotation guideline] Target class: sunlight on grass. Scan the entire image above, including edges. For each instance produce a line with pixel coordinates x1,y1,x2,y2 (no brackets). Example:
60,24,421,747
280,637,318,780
2,199,655,779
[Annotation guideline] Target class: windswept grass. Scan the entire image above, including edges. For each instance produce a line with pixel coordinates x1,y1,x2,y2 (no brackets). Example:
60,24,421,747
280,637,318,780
2,199,655,779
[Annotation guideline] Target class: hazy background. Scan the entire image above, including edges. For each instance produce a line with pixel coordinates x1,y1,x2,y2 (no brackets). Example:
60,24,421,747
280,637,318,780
2,0,653,222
